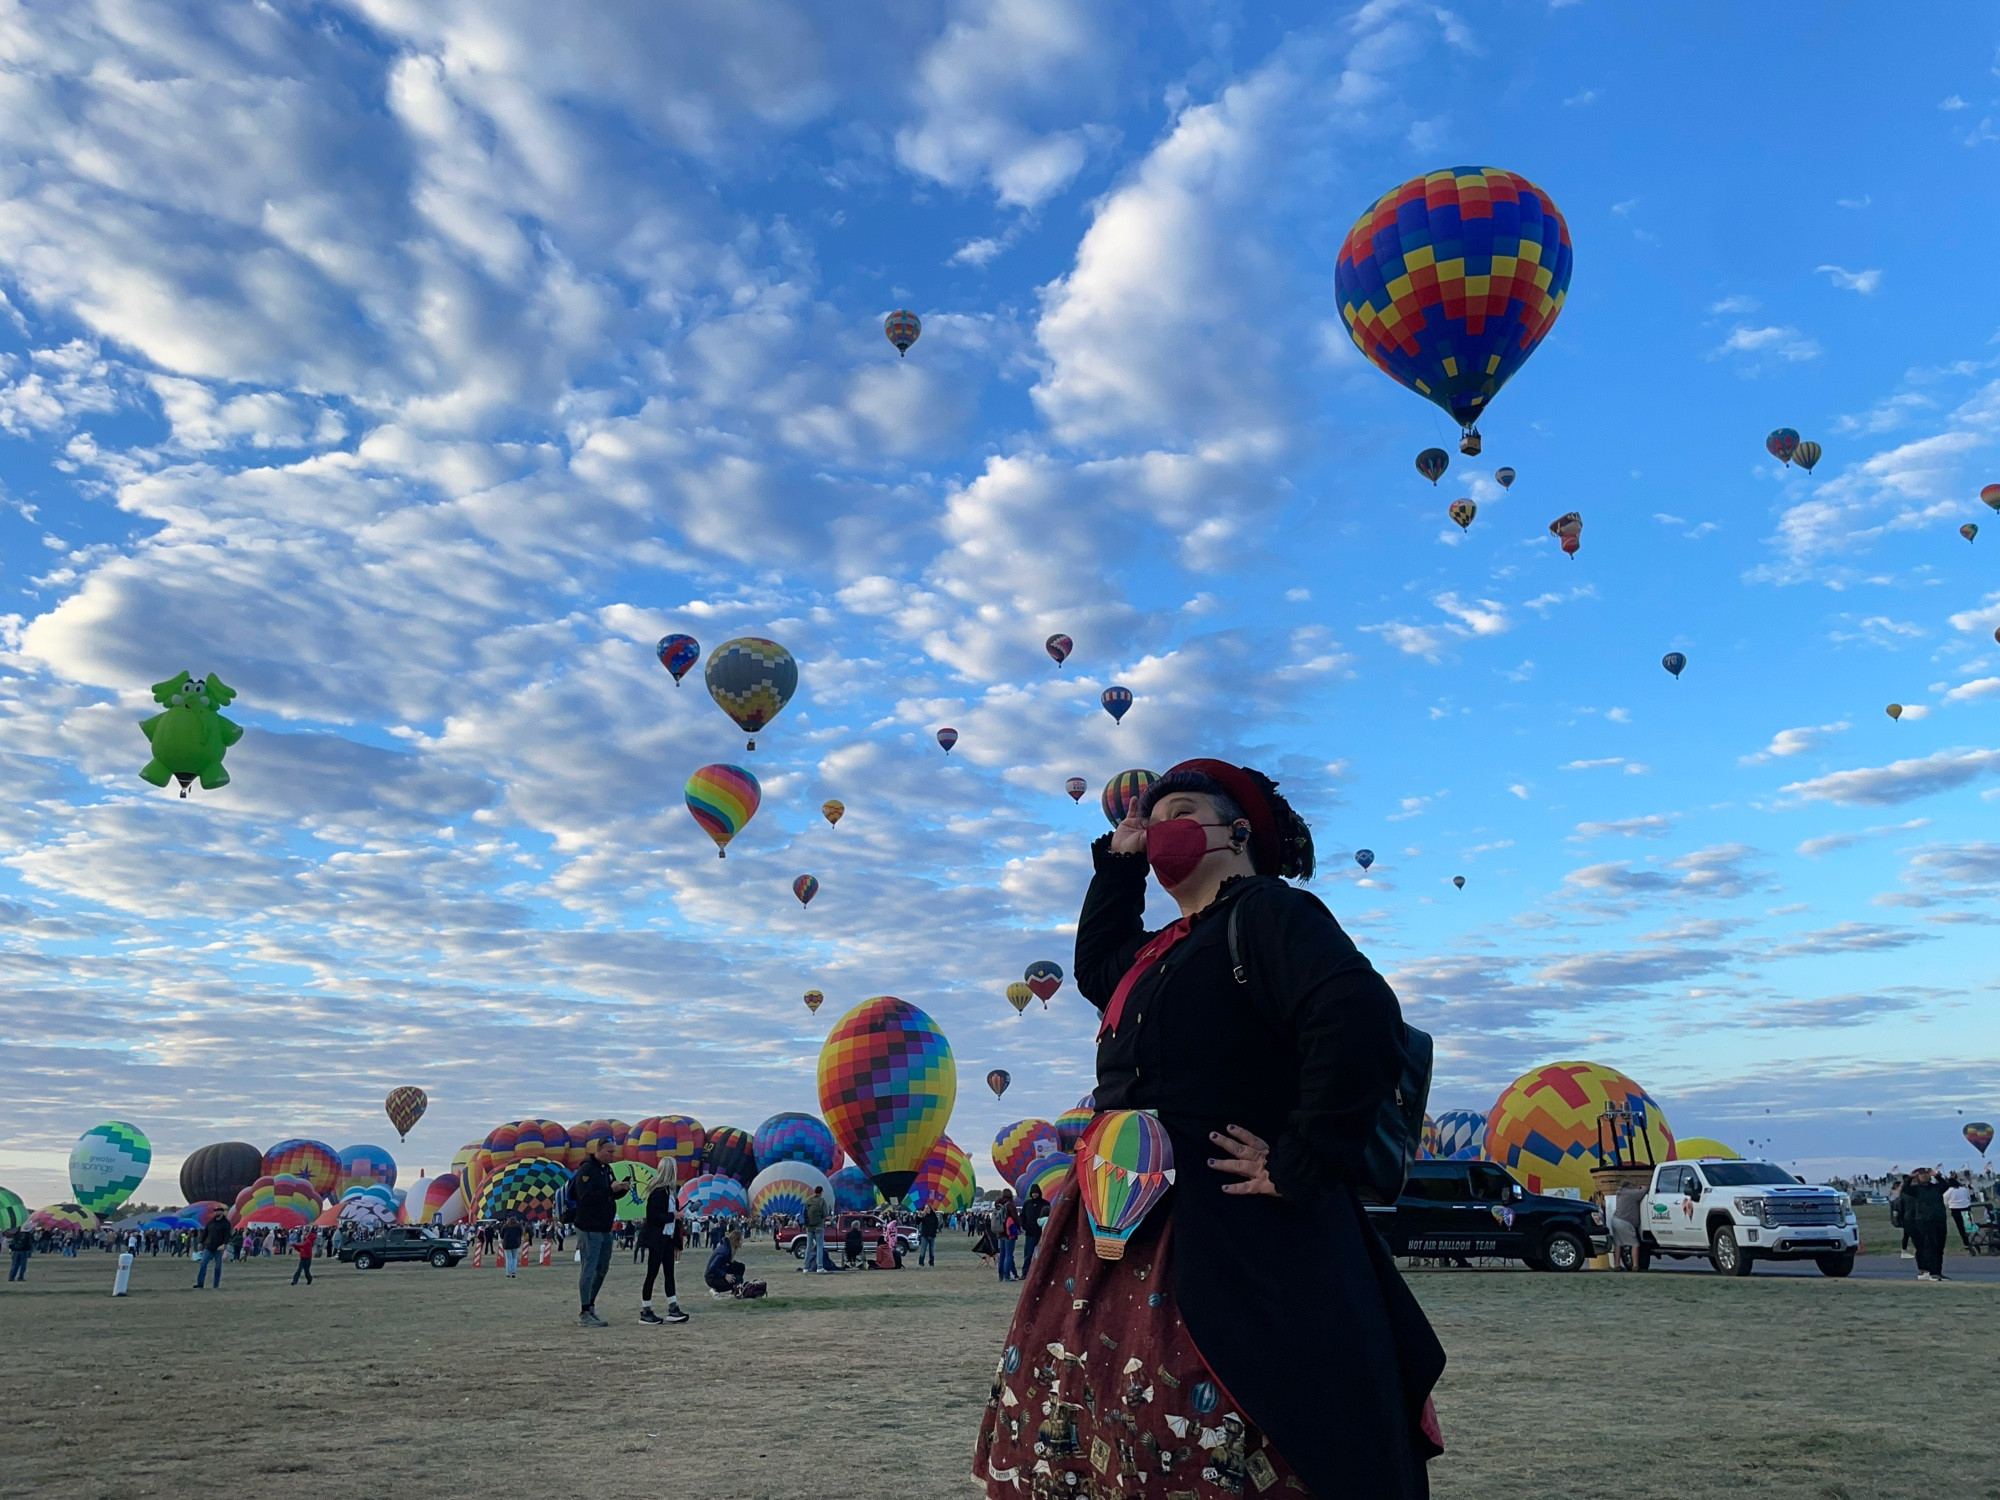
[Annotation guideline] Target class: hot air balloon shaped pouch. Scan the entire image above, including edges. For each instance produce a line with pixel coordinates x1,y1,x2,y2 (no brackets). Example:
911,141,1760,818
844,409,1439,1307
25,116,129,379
1075,1109,1176,1261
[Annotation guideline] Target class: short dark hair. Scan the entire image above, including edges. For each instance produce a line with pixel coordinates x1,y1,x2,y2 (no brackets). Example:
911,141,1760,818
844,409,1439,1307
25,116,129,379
1139,764,1315,880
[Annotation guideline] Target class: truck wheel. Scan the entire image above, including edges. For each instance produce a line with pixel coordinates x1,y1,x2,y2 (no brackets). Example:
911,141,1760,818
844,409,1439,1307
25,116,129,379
1635,1245,1652,1272
791,1241,805,1259
430,1250,451,1268
1539,1230,1587,1272
352,1252,375,1270
1815,1251,1855,1278
1708,1225,1754,1277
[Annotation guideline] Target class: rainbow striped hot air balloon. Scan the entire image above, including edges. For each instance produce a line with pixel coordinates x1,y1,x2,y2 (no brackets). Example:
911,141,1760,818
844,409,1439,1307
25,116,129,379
1054,1104,1095,1153
232,1174,319,1230
685,763,761,858
262,1139,340,1202
903,1135,978,1214
1075,1110,1175,1261
992,1119,1060,1186
1015,1150,1073,1207
817,995,957,1201
418,1173,464,1225
1100,769,1157,827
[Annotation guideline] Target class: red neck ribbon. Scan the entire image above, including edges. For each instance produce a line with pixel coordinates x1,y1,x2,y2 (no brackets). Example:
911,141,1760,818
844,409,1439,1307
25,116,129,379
1097,920,1190,1040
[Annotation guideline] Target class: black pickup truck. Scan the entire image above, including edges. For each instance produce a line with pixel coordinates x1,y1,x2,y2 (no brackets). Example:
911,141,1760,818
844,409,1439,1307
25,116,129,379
337,1226,467,1270
1366,1160,1608,1271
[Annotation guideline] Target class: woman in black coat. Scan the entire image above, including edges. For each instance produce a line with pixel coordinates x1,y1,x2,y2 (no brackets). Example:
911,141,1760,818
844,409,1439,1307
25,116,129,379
973,759,1444,1499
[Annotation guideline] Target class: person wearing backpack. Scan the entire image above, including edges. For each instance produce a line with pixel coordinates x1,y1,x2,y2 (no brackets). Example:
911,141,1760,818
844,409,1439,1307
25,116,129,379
973,759,1444,1500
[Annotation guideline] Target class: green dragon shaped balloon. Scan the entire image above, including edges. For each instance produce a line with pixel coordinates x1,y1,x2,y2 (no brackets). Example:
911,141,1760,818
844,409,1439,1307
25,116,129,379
138,671,243,797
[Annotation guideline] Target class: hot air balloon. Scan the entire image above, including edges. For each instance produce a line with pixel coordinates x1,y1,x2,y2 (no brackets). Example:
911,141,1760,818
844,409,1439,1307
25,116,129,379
1448,499,1476,531
1416,448,1449,484
793,874,819,907
1483,1061,1675,1197
678,1173,751,1218
28,1202,98,1235
993,1120,1060,1185
830,1164,879,1213
1075,1110,1175,1261
1766,428,1800,465
1495,467,1516,489
1965,1122,1994,1157
69,1122,151,1216
936,727,958,754
1962,523,1979,544
656,634,699,684
1006,982,1034,1014
232,1175,318,1230
1429,1109,1488,1162
477,1159,572,1223
180,1142,262,1209
1101,686,1133,724
1662,652,1686,679
1046,633,1073,667
1024,960,1064,1004
986,1069,1012,1099
1549,511,1582,557
817,995,957,1200
418,1174,464,1226
750,1160,833,1219
1886,703,1903,721
702,1125,757,1187
1015,1151,1072,1206
1054,1104,1095,1153
1355,849,1375,871
904,1136,977,1214
263,1140,340,1202
0,1187,26,1233
704,636,797,750
752,1113,839,1176
1452,875,1465,889
1100,769,1157,826
821,799,844,827
385,1086,428,1140
685,763,760,858
884,309,920,356
1065,776,1087,802
336,1144,397,1197
1983,484,2000,512
804,989,824,1014
609,1160,659,1223
1337,169,1572,439
1793,441,1821,474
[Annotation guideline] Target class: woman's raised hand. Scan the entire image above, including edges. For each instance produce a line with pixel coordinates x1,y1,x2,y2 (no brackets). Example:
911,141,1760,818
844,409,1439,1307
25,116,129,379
1109,807,1148,856
1209,1125,1279,1197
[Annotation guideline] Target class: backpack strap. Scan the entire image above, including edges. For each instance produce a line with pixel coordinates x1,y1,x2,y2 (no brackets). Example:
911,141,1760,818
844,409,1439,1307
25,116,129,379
1227,900,1248,985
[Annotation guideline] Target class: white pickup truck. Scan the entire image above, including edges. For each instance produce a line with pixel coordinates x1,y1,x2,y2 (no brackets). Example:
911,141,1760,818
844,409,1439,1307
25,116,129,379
1638,1158,1858,1277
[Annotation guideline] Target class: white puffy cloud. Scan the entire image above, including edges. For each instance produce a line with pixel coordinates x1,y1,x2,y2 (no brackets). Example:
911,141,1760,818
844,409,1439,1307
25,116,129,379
1781,748,2000,806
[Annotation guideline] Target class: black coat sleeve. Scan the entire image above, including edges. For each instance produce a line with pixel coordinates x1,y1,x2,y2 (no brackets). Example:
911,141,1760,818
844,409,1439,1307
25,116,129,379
1234,884,1409,1201
1073,833,1154,1010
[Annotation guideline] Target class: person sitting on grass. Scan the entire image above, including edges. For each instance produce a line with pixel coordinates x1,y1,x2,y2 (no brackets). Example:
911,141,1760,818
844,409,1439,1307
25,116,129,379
705,1231,747,1297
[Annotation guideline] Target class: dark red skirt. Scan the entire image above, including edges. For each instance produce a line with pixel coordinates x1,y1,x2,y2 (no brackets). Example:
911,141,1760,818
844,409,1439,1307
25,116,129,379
973,1185,1310,1497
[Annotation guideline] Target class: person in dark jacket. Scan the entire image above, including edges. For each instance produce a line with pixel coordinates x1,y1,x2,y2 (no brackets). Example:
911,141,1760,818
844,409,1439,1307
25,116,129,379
498,1215,525,1277
973,758,1444,1500
704,1231,746,1296
193,1209,232,1289
8,1225,32,1281
571,1137,620,1325
638,1163,688,1324
1021,1185,1048,1268
843,1218,865,1267
1903,1167,1950,1281
917,1207,939,1266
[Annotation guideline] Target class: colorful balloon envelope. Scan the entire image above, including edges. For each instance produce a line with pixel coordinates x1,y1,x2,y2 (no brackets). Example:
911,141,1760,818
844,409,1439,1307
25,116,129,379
1429,1109,1487,1162
748,1160,833,1219
1337,169,1572,434
1962,523,1979,544
1064,776,1087,802
1415,447,1449,484
678,1173,751,1217
1354,848,1375,871
830,1164,880,1213
476,1158,572,1223
816,995,957,1201
1549,511,1582,556
1045,633,1073,667
1793,440,1821,474
1482,1060,1675,1197
1964,1122,1994,1156
703,636,797,750
1662,651,1686,679
27,1202,97,1235
649,1116,705,1178
336,1186,400,1233
384,1086,428,1140
1494,466,1516,489
68,1121,151,1216
903,1135,977,1214
936,726,958,754
821,799,845,827
336,1144,397,1197
262,1139,340,1202
1015,1150,1073,1207
232,1174,318,1230
1075,1110,1175,1261
702,1125,757,1187
685,763,760,858
804,989,824,1014
1100,686,1133,724
1766,428,1800,465
0,1187,28,1233
1024,960,1064,1003
1452,875,1466,889
986,1068,1012,1099
1054,1105,1095,1153
570,1119,631,1162
992,1118,1060,1186
793,874,819,906
1100,768,1157,826
656,633,700,684
1448,499,1476,531
884,309,920,355
1006,981,1034,1014
418,1173,463,1225
753,1112,840,1176
1983,484,2000,513
1886,703,1903,721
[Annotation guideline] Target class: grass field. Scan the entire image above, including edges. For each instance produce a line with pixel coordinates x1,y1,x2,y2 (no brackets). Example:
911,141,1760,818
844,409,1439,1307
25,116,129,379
1,1236,1992,1499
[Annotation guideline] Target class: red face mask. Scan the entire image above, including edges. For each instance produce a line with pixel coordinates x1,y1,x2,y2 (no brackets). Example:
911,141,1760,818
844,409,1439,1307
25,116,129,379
1145,818,1244,889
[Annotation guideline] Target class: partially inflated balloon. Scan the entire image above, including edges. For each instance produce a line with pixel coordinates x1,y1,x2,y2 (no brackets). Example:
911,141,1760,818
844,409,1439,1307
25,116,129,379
1100,769,1157,827
830,1164,879,1213
936,727,958,754
678,1173,750,1217
1448,499,1476,531
753,1113,839,1176
233,1174,318,1229
477,1158,572,1223
651,1116,705,1179
1046,634,1073,667
804,989,824,1014
884,309,920,355
1669,1137,1739,1162
263,1140,340,1202
1793,441,1821,474
69,1122,151,1216
817,995,957,1201
1483,1060,1675,1197
337,1144,397,1197
1494,467,1515,489
180,1142,262,1209
1886,703,1903,721
702,1126,757,1187
793,874,819,906
1076,1110,1175,1261
704,637,797,750
986,1069,1012,1099
385,1086,428,1140
1065,776,1087,802
1054,1105,1095,1153
1101,686,1133,724
570,1120,631,1163
1337,169,1572,434
749,1161,832,1219
1006,982,1033,1014
685,763,760,858
904,1135,977,1213
656,634,699,684
992,1119,1060,1185
610,1161,659,1223
418,1174,464,1225
0,1187,26,1233
1355,849,1375,871
821,799,844,827
1964,1122,1993,1156
1024,960,1064,1005
1430,1109,1487,1161
1015,1150,1073,1206
1962,523,1979,544
28,1203,98,1234
1415,448,1449,484
1662,652,1686,679
1766,428,1800,465
1549,511,1582,557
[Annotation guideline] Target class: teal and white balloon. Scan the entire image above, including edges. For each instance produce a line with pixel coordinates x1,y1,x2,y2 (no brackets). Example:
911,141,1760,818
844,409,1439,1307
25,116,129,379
69,1121,152,1216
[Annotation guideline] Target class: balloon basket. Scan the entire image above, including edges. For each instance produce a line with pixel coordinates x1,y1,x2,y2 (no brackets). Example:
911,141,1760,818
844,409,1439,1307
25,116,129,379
1089,1231,1130,1262
173,774,193,798
1458,427,1483,456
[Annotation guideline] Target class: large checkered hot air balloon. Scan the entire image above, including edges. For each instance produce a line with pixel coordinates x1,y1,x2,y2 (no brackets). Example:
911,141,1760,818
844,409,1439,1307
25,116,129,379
477,1158,572,1223
68,1121,151,1216
1483,1061,1675,1197
1336,168,1572,443
752,1112,839,1176
703,636,797,750
817,996,957,1201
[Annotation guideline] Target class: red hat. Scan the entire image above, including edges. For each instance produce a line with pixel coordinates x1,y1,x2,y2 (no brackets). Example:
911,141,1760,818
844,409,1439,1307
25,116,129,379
1162,758,1279,875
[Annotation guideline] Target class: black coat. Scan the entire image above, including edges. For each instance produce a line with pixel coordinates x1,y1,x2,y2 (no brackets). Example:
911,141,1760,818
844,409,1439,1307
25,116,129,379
1076,838,1445,1500
570,1157,618,1234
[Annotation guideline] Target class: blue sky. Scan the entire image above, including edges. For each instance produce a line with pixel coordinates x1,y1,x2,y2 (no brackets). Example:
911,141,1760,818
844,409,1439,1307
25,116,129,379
3,0,1998,1206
